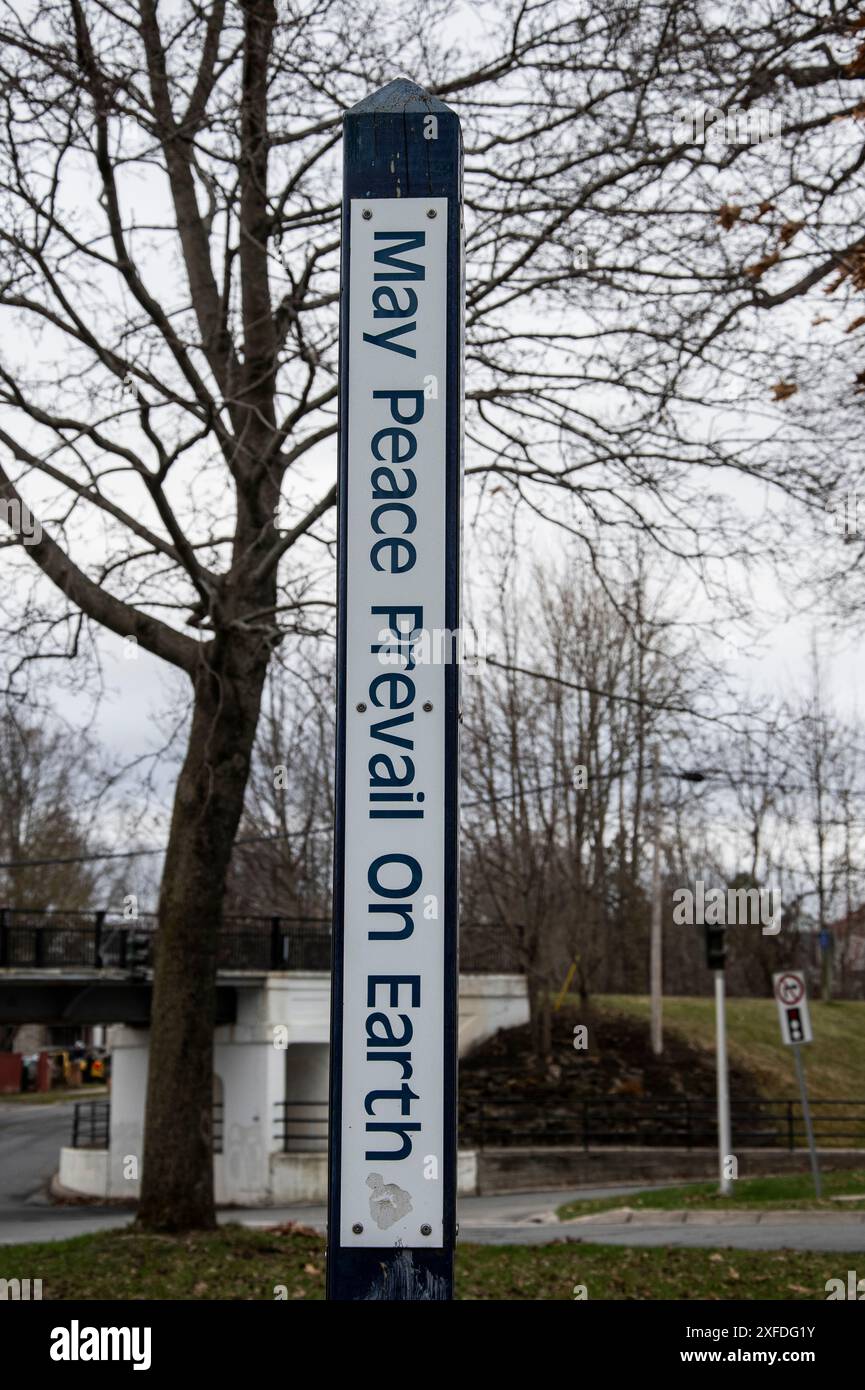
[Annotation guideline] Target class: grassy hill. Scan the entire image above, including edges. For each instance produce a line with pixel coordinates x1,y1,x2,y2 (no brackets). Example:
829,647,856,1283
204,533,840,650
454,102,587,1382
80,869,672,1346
458,994,864,1147
596,996,865,1102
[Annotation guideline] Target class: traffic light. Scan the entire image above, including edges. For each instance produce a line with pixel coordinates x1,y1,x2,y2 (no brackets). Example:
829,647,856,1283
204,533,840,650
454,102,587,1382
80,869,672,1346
705,922,727,971
786,1007,804,1042
126,929,150,977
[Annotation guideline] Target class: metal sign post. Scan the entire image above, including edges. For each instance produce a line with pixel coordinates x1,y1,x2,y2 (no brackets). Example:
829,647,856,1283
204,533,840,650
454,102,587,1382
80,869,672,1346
649,744,663,1056
327,79,463,1301
713,969,732,1196
705,925,731,1195
773,970,821,1198
792,1043,822,1198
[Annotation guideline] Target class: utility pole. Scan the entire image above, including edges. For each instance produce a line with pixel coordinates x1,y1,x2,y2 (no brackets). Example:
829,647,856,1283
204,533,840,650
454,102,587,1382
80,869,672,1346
820,928,834,1004
650,743,663,1055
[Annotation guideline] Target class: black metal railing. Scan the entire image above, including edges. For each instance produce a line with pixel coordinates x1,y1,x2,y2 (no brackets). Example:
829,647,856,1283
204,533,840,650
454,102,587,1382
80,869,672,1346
273,1100,328,1152
220,918,331,972
74,1094,865,1157
0,907,334,973
70,1099,225,1153
270,1096,865,1152
212,1101,223,1155
0,908,145,970
0,906,523,973
71,1099,110,1149
466,1096,865,1150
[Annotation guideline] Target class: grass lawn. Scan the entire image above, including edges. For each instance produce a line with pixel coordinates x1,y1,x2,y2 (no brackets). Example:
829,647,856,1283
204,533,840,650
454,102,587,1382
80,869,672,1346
593,996,865,1104
557,1169,865,1220
0,1225,858,1300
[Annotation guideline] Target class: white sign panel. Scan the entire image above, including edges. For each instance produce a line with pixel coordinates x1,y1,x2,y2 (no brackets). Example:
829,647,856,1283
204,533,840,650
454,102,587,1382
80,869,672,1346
339,197,448,1248
773,970,813,1045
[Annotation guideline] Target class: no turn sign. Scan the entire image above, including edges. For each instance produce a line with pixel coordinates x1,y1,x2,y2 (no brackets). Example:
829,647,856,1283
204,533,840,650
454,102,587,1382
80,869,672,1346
775,972,805,1007
773,970,813,1045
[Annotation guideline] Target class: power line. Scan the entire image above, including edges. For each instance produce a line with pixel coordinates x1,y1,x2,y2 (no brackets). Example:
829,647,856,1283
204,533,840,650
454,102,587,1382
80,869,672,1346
484,655,746,730
0,768,657,865
0,826,333,870
5,766,865,870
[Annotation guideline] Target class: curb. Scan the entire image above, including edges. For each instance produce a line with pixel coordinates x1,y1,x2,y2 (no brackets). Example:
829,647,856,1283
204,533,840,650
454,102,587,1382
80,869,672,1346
563,1206,865,1228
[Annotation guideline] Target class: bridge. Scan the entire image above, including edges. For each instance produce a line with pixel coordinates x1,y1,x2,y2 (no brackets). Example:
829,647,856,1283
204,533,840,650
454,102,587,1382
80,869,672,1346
0,906,529,1207
0,906,520,1024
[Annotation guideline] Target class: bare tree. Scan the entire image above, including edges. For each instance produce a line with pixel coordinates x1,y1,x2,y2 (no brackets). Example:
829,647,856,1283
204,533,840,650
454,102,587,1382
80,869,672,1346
0,701,106,908
461,550,701,1055
776,648,865,996
225,649,334,917
0,0,863,1227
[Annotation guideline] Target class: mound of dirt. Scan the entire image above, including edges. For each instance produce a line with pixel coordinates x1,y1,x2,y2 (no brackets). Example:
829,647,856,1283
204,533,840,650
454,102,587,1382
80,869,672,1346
458,1005,767,1146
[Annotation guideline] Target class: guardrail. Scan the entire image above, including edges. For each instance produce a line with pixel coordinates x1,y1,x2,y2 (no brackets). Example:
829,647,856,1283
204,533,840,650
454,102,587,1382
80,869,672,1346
75,1095,865,1157
467,1096,865,1150
71,1100,224,1153
272,1096,865,1152
0,908,333,972
273,1100,329,1152
71,1099,110,1149
0,907,520,973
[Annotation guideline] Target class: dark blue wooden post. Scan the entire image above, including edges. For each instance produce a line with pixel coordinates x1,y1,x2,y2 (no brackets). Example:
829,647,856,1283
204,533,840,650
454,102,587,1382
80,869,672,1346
327,79,462,1301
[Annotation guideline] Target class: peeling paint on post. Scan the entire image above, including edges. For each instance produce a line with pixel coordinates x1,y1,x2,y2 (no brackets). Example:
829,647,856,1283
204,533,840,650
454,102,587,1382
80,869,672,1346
326,79,462,1301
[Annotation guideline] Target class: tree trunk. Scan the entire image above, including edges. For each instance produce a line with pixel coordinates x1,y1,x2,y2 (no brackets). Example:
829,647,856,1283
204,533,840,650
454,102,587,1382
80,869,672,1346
136,634,269,1231
529,975,553,1070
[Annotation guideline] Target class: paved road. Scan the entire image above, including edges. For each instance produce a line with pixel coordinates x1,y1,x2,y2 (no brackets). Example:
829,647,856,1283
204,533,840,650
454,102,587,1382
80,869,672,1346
237,1187,865,1250
3,1106,865,1252
552,1222,865,1252
0,1100,129,1245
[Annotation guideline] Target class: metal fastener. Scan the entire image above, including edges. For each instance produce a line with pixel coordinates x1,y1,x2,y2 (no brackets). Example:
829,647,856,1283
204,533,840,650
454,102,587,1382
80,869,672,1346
423,701,433,712
362,209,372,220
356,702,367,712
420,1224,432,1235
352,1222,363,1234
426,209,437,219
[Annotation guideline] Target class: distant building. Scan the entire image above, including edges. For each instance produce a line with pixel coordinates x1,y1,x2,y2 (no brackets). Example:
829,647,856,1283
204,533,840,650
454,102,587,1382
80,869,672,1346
826,906,865,987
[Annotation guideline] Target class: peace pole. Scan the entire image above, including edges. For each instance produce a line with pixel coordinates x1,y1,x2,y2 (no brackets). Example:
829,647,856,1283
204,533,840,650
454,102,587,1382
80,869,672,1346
326,79,463,1301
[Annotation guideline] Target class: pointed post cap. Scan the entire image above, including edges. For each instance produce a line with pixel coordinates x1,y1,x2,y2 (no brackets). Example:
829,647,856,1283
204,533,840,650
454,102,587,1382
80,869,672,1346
342,77,461,199
346,78,456,118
